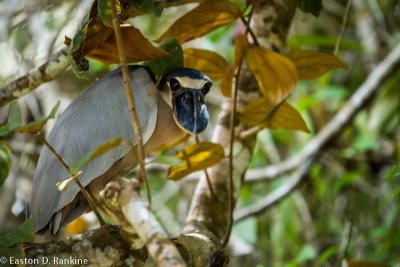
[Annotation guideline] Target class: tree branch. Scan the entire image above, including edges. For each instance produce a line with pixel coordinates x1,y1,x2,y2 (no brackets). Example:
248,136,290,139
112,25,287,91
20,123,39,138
0,46,69,107
235,42,400,220
100,178,186,267
184,0,297,246
244,42,400,183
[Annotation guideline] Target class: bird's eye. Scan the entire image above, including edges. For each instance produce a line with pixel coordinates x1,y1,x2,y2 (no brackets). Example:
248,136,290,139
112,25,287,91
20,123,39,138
202,82,212,95
169,78,180,92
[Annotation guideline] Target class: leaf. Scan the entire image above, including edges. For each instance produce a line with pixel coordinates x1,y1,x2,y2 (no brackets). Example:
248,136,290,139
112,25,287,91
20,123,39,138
246,46,298,105
0,218,34,247
0,101,24,137
68,14,92,76
167,141,224,180
70,138,122,173
98,0,121,27
157,0,242,44
145,38,184,76
221,65,234,97
233,34,248,68
57,171,83,191
16,101,60,133
287,49,347,80
220,35,249,98
184,48,228,80
297,0,323,17
88,24,167,65
64,217,87,236
129,0,165,16
0,142,13,187
240,98,309,132
342,259,391,267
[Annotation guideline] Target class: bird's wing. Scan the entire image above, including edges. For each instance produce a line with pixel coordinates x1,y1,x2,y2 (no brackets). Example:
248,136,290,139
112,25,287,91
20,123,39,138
29,66,157,232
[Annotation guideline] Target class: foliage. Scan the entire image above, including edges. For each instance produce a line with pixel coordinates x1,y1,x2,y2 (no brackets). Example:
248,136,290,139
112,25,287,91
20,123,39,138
1,0,399,266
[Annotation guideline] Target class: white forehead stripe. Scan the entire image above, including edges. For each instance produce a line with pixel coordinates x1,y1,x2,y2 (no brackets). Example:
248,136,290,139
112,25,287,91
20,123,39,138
175,77,208,89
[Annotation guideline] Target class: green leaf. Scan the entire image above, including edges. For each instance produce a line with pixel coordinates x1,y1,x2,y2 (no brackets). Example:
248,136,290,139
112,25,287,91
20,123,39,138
0,218,34,247
386,165,400,181
167,141,224,181
70,138,122,173
0,101,24,137
16,101,60,133
0,141,13,187
129,0,165,16
297,0,323,17
68,14,91,77
98,0,120,27
145,38,184,76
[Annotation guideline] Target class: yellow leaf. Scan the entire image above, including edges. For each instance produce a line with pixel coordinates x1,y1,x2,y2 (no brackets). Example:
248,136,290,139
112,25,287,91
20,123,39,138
64,217,87,236
88,25,167,64
246,46,298,105
234,34,248,68
157,0,242,44
184,48,228,80
287,49,347,80
220,35,249,98
221,65,234,97
240,98,309,132
167,141,224,181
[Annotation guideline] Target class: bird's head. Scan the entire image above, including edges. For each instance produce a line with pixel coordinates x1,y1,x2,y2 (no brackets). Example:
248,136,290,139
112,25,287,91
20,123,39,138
158,68,212,135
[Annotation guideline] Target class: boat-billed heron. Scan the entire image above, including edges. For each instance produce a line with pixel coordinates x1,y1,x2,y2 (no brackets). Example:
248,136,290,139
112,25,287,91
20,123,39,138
28,66,212,241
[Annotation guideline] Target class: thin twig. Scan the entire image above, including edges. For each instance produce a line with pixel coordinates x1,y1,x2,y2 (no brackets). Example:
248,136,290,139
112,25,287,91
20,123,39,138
36,133,105,225
245,42,400,182
110,0,151,206
235,43,400,220
334,0,352,55
222,3,257,247
195,136,215,196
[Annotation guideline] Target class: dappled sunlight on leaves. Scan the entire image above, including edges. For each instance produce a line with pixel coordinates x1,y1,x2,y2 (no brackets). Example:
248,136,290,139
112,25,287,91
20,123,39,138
167,141,224,180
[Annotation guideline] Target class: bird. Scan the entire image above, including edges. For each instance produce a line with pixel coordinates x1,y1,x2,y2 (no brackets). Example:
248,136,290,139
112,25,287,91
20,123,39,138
28,65,212,242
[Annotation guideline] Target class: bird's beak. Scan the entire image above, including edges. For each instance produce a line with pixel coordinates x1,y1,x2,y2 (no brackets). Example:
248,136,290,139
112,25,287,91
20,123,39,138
172,89,209,135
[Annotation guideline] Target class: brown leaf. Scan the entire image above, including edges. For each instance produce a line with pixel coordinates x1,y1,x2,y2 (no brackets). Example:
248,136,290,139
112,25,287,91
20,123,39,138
88,25,167,64
184,48,228,80
287,49,347,80
167,141,224,181
157,0,242,44
240,98,309,132
246,46,298,105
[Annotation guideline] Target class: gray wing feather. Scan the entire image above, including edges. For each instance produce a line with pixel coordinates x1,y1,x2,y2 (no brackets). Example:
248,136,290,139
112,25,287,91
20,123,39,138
29,67,157,232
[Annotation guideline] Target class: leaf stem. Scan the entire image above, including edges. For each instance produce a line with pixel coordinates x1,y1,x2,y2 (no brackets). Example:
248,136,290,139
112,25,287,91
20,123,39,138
241,4,258,46
195,135,215,197
110,0,151,206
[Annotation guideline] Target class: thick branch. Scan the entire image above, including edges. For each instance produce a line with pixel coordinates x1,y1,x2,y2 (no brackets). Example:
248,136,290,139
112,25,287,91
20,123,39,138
0,46,69,107
235,42,400,220
245,42,400,182
184,0,297,245
100,179,186,267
